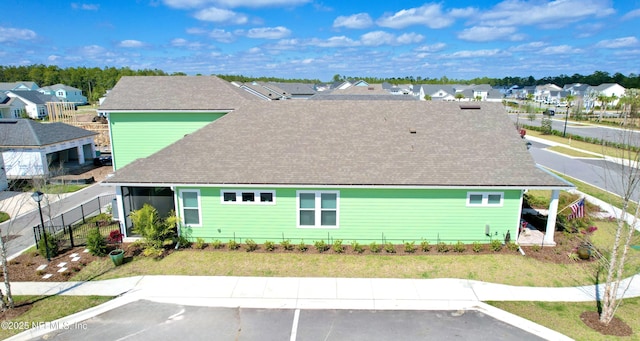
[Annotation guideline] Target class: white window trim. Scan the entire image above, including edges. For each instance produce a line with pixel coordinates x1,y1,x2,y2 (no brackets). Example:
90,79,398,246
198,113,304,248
466,192,504,207
296,190,339,229
180,189,202,227
220,190,276,205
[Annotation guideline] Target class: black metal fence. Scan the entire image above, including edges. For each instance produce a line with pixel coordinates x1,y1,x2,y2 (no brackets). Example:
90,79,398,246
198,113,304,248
33,194,118,249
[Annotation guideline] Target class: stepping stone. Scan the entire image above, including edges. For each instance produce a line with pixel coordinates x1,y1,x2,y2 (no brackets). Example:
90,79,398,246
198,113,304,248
57,267,67,273
36,264,47,271
57,262,67,268
71,257,81,262
69,253,79,258
83,249,89,253
42,274,52,279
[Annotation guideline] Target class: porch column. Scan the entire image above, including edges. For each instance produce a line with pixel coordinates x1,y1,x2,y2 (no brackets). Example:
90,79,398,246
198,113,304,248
77,145,85,164
544,189,559,246
115,186,127,237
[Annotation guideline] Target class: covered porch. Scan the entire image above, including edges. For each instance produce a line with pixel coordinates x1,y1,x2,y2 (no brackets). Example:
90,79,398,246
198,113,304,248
115,186,175,237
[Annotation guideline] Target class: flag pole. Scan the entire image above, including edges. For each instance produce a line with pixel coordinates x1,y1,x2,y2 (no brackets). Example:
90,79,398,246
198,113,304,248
558,196,584,214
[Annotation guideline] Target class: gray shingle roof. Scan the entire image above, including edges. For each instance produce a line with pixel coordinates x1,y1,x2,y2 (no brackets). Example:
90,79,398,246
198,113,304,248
0,119,96,147
105,101,569,188
99,76,257,111
8,90,58,104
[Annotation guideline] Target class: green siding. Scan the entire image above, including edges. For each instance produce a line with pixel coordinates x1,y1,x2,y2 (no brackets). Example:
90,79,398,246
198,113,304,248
176,187,522,244
109,112,226,170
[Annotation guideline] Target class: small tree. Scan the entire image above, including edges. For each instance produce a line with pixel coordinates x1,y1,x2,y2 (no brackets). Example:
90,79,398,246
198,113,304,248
129,204,177,248
86,228,107,256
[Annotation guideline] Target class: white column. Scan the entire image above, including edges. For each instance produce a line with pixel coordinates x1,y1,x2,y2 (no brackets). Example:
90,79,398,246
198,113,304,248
115,186,127,237
544,189,559,246
77,145,85,164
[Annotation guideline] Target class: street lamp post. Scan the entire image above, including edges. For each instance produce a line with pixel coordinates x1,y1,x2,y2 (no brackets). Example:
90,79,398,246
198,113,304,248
563,103,571,137
31,190,50,261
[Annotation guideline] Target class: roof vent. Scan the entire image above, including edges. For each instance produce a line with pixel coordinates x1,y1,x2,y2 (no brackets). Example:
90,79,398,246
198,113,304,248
409,128,417,134
459,104,481,110
368,87,374,90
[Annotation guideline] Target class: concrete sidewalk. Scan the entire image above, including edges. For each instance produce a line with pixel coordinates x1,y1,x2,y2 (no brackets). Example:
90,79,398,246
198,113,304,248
8,274,640,341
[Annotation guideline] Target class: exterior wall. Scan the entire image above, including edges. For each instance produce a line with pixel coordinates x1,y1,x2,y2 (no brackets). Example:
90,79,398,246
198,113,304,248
0,155,7,190
175,186,522,244
2,149,46,178
108,112,227,170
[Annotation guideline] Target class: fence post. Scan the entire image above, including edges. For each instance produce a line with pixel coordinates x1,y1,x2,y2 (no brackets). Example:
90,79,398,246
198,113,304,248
97,196,102,214
81,204,86,224
33,225,40,246
68,225,75,248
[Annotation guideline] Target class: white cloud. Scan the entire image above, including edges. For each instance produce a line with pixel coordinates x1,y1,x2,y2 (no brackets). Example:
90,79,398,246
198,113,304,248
477,0,614,28
0,27,37,42
415,43,446,52
595,36,639,48
333,13,373,29
396,32,424,44
194,7,248,24
71,3,99,11
163,0,309,9
246,26,291,39
376,3,455,29
457,26,522,42
118,40,146,48
622,8,640,20
208,29,235,42
79,45,107,57
310,36,359,48
47,55,61,62
538,45,583,55
509,41,546,52
360,31,396,46
448,49,503,58
170,38,206,49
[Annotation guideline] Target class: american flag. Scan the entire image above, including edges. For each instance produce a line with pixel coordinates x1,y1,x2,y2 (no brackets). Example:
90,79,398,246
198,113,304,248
568,198,585,220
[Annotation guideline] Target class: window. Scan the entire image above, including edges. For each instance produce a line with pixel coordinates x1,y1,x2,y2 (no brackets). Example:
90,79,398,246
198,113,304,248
180,190,201,226
467,192,503,207
220,190,275,205
297,191,339,228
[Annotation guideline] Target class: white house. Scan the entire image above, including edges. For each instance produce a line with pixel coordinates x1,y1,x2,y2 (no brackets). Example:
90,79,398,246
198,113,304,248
0,119,97,179
5,91,59,120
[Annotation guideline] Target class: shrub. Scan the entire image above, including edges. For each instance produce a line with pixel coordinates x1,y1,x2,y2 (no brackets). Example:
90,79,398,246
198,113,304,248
369,241,381,253
176,234,191,249
107,229,123,244
211,239,223,249
281,239,294,251
436,242,449,253
506,242,519,252
452,241,465,253
490,239,503,252
351,241,365,254
244,239,258,252
193,238,207,249
420,240,431,252
384,242,396,253
37,233,58,259
130,204,178,248
332,240,344,253
228,240,240,250
297,240,308,252
86,228,108,256
264,240,276,251
314,240,329,253
404,241,416,253
472,241,482,253
0,211,9,223
142,245,164,258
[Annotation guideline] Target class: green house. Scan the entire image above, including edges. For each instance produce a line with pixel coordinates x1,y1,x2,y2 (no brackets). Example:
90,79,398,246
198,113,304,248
103,88,572,245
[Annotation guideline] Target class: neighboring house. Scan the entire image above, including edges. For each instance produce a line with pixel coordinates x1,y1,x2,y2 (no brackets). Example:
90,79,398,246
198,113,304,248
0,119,97,179
268,82,317,99
0,82,39,92
416,85,456,101
39,84,88,104
99,76,257,171
585,83,626,108
0,154,7,191
0,94,11,118
103,93,572,245
5,90,59,119
237,81,289,100
309,83,415,101
486,89,504,102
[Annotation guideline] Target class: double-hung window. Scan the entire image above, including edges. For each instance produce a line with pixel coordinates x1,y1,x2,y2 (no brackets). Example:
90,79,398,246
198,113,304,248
180,190,201,226
467,192,503,207
297,191,339,228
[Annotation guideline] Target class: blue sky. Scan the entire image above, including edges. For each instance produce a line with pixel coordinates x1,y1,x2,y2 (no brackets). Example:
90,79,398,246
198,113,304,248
1,0,639,81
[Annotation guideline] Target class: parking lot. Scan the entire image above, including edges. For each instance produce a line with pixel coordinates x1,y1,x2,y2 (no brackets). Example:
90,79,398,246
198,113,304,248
36,300,545,340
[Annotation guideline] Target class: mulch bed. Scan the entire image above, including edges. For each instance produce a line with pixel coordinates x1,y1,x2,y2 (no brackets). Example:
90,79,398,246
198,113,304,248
1,247,101,282
580,311,633,337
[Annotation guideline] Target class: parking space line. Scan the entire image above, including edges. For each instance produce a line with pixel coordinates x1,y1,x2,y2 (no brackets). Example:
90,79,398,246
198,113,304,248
290,309,300,341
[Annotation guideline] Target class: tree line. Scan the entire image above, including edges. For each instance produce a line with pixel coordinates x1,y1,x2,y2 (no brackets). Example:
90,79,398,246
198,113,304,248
1,64,639,104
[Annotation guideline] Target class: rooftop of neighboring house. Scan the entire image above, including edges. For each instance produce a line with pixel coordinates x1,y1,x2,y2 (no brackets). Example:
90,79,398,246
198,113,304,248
99,76,258,111
0,119,96,147
0,82,39,91
104,100,570,189
40,84,82,92
7,90,59,104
